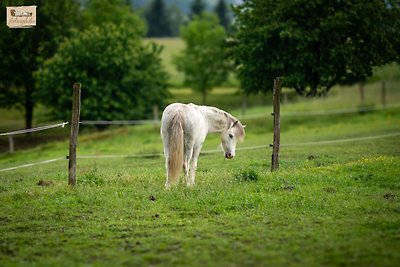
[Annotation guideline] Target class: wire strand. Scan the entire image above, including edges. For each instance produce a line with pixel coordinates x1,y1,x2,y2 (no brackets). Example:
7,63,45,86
0,122,69,136
1,132,398,173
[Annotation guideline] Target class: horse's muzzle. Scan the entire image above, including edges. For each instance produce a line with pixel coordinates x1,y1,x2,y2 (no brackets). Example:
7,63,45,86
225,152,234,159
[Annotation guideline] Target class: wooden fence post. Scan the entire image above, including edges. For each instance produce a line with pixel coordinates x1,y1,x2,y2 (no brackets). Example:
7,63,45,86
8,136,14,153
271,77,282,172
68,83,81,186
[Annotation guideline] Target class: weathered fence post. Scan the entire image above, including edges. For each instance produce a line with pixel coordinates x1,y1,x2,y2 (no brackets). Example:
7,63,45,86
271,77,282,171
381,80,386,107
68,83,81,186
8,136,14,153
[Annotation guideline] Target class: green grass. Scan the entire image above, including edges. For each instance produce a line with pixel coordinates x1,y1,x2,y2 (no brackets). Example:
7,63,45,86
1,80,400,266
1,148,399,266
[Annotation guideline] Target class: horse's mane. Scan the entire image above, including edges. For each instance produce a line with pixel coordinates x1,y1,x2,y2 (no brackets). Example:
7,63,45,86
195,104,245,139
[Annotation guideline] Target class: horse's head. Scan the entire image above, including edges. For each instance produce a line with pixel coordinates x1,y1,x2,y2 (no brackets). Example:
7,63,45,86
221,120,245,159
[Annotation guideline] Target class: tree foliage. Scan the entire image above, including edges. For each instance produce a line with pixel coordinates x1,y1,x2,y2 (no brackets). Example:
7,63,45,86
190,0,206,19
145,0,172,37
35,24,169,122
174,13,230,104
231,0,400,96
82,0,146,34
0,0,80,128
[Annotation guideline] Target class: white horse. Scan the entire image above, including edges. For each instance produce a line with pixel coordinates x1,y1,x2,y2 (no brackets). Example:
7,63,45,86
161,103,245,188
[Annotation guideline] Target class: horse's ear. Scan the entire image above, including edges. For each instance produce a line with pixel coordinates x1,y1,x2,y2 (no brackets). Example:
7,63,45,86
229,120,238,129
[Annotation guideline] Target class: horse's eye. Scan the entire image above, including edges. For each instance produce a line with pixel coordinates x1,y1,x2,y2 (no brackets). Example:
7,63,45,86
229,134,233,139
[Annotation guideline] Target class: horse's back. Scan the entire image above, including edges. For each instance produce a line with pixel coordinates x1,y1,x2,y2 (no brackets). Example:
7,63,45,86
161,103,186,133
161,103,206,141
161,103,186,120
161,103,201,126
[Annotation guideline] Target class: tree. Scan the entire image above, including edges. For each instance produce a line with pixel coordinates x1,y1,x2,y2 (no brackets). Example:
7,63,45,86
0,0,80,129
174,13,230,104
168,5,185,37
190,0,206,19
82,0,146,35
214,0,231,31
231,0,400,96
145,0,172,37
35,23,169,122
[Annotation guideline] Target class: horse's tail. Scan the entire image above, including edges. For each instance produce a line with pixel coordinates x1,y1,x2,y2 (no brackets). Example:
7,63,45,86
167,111,184,186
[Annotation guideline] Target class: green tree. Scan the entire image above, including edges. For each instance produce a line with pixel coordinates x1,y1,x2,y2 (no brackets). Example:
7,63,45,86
145,0,172,37
214,0,231,31
190,0,206,19
82,0,146,34
0,0,80,129
174,13,230,104
35,24,169,122
231,0,400,96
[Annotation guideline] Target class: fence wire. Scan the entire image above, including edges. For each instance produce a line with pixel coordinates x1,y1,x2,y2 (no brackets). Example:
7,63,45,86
1,103,399,136
1,132,399,173
1,103,399,172
0,122,69,136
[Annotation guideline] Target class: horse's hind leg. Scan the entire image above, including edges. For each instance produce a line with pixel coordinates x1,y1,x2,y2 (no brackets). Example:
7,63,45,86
164,146,174,189
165,155,172,189
184,146,193,187
188,145,202,187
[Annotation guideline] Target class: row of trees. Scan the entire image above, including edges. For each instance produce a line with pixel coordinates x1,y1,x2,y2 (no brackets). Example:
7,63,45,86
176,0,400,104
145,0,232,37
231,0,400,96
0,0,399,130
0,0,168,129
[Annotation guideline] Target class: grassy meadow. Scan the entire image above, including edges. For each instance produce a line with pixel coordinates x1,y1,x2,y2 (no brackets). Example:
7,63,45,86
0,38,400,266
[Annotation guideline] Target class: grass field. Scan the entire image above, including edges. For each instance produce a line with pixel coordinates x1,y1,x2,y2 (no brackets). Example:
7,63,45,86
1,76,400,266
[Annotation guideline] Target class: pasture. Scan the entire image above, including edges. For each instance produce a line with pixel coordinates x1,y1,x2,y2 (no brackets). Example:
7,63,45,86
1,76,400,266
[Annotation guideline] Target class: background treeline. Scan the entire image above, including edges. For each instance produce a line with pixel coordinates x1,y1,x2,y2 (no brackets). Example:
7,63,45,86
80,0,235,37
1,0,399,131
0,0,235,129
141,0,234,37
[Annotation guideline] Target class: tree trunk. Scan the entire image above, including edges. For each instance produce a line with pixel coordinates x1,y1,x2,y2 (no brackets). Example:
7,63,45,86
307,87,318,97
25,85,34,130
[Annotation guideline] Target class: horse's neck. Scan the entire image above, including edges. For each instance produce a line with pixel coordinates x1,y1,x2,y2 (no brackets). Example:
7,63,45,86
198,106,232,133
